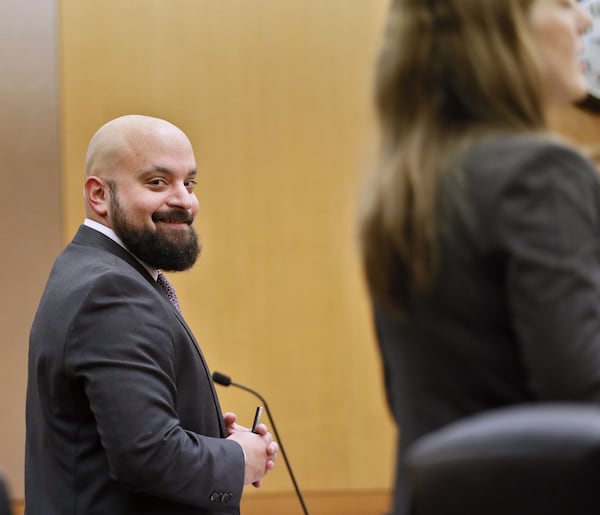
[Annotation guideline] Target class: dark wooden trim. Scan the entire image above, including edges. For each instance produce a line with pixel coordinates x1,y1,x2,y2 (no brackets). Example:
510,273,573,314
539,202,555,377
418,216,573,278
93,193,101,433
13,490,391,515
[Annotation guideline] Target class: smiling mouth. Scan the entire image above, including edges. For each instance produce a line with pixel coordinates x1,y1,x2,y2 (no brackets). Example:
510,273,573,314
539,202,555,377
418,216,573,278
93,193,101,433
152,210,193,225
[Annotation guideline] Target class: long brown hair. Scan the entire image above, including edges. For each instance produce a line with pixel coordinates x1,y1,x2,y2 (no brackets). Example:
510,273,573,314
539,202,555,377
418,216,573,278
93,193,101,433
359,0,547,312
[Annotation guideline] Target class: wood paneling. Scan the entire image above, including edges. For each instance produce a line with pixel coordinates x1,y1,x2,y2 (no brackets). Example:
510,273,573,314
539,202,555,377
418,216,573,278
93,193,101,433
60,0,395,494
242,490,391,515
12,490,391,515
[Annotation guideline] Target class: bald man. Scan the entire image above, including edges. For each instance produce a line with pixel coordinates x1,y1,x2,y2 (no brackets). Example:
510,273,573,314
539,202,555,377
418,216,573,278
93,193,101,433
25,115,277,515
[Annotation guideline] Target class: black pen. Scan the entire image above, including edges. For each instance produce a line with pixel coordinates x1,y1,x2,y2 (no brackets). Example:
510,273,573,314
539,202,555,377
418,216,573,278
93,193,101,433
251,406,263,433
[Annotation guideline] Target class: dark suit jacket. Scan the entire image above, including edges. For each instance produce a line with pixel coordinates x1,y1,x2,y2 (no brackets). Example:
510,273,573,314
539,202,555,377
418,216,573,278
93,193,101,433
0,472,10,515
26,225,245,515
373,135,600,513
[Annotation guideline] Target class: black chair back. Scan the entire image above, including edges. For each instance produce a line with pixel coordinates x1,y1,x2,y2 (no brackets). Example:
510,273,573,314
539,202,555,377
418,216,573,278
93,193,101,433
406,404,600,515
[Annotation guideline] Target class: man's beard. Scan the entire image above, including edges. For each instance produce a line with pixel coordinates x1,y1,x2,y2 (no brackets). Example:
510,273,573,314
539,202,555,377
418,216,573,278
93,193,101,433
109,188,201,272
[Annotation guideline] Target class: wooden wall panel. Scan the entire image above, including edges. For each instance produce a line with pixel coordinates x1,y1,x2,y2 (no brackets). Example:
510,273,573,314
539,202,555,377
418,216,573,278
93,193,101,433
60,0,395,495
0,0,61,501
14,490,391,515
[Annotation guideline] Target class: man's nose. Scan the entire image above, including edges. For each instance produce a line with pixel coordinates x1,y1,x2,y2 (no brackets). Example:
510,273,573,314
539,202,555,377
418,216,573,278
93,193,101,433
166,182,196,210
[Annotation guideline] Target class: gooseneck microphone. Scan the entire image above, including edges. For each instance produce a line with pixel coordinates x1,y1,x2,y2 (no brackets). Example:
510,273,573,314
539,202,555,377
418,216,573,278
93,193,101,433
212,371,309,515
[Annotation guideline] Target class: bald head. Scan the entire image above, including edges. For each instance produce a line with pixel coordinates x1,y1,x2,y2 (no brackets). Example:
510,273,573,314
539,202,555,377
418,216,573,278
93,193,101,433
82,114,200,269
83,114,198,227
84,115,192,180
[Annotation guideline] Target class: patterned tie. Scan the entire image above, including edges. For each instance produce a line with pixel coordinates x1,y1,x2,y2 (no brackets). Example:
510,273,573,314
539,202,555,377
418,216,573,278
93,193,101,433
157,272,182,313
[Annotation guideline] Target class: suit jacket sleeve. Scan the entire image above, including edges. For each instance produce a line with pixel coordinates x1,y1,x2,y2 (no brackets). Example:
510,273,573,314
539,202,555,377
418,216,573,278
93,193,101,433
489,143,600,400
63,268,245,509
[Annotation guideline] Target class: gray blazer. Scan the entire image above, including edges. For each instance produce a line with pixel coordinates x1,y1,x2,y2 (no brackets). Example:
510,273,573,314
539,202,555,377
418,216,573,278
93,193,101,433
26,225,244,515
374,135,600,513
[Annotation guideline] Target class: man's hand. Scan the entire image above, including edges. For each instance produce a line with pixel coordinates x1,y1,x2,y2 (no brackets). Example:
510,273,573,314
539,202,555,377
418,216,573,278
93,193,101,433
224,412,278,487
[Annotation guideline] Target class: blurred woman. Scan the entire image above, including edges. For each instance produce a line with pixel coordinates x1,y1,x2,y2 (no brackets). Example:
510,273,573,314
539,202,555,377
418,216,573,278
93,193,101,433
359,0,594,512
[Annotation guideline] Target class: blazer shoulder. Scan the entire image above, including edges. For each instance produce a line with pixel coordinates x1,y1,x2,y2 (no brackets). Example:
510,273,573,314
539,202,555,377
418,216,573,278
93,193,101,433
444,134,600,214
460,134,598,185
65,225,155,283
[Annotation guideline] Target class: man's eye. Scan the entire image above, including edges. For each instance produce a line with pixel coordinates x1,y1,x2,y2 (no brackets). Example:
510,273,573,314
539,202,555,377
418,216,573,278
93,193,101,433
185,180,197,189
148,178,167,186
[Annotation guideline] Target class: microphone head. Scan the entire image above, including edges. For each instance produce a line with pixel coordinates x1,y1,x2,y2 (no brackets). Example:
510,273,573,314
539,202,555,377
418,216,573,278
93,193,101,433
212,371,232,386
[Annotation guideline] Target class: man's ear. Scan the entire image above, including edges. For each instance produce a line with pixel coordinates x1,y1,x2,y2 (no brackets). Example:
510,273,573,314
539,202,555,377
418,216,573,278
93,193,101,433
84,176,110,217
